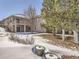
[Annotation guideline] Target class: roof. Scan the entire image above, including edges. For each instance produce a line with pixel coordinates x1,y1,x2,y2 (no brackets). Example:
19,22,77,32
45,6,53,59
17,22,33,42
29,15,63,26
14,14,42,19
2,14,25,22
2,14,42,22
14,14,25,18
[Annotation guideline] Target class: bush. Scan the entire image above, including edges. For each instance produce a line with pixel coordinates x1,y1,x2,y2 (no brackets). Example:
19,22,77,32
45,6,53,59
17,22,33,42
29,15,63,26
9,33,34,44
9,34,15,40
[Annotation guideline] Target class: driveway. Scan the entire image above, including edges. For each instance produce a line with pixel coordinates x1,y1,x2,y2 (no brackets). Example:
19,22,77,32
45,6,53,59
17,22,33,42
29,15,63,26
0,46,41,59
0,30,41,59
0,36,41,59
0,27,40,59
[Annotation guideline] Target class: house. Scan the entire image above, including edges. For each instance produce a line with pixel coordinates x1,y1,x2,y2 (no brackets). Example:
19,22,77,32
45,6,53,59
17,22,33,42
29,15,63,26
0,21,3,27
3,14,46,32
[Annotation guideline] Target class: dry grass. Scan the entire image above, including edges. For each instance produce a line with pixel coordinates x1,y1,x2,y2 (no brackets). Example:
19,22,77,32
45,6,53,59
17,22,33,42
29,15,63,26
39,33,79,50
62,56,79,59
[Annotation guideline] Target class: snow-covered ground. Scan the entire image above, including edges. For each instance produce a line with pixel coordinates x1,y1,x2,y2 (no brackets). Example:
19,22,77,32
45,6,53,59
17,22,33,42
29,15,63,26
0,36,27,47
0,45,41,59
13,32,79,57
33,36,79,57
0,27,26,47
0,27,79,59
0,27,41,59
0,27,5,32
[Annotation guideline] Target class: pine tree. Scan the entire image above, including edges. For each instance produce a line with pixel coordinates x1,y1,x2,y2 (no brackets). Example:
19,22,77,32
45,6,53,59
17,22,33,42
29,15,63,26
41,0,79,40
41,0,61,34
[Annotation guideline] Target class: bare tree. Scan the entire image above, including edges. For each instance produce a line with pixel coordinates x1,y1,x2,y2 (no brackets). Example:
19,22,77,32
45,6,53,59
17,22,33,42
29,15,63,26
24,5,36,33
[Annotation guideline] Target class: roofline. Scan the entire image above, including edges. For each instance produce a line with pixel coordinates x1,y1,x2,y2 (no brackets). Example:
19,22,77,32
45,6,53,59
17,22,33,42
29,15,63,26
2,15,25,21
2,14,42,22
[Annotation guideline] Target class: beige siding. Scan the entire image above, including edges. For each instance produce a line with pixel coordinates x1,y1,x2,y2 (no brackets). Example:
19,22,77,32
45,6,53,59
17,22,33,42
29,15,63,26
3,16,46,32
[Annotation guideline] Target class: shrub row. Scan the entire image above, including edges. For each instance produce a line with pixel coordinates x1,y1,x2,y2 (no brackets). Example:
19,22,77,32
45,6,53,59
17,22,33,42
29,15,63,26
9,34,34,44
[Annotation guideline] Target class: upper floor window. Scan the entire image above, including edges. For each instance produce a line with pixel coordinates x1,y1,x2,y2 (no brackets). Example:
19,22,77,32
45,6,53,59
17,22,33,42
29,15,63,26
16,18,20,23
10,19,12,22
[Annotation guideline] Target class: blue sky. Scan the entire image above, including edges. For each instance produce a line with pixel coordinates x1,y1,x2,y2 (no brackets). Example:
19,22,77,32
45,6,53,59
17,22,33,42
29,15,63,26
0,0,43,20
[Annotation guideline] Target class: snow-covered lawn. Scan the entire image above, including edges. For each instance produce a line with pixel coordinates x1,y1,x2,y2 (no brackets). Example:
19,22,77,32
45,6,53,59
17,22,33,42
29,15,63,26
0,36,26,47
0,27,26,47
0,27,79,58
0,27,6,32
33,36,79,57
0,27,41,59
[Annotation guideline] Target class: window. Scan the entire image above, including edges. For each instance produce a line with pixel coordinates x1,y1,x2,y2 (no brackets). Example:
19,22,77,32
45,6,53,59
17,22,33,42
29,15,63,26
13,25,15,32
17,25,24,32
20,25,24,32
16,19,20,23
26,26,31,32
10,20,12,22
9,18,12,22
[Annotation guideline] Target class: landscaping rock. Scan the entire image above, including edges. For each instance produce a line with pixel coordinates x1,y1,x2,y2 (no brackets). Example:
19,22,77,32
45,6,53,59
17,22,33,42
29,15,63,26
33,45,45,56
42,52,59,59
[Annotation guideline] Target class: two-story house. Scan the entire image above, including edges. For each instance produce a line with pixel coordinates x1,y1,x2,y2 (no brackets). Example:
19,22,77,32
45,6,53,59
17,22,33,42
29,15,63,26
3,15,46,32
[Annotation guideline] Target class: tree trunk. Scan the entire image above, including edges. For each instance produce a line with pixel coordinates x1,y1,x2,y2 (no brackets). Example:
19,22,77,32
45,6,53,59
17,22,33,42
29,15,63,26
62,29,65,41
73,30,79,43
52,27,56,36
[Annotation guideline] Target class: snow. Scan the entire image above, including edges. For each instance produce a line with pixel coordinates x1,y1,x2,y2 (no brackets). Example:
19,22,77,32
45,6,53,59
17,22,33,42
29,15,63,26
0,27,5,32
0,27,26,47
0,46,41,59
0,36,26,47
16,32,38,35
0,27,41,59
0,27,79,58
45,54,58,59
33,36,79,57
14,14,25,18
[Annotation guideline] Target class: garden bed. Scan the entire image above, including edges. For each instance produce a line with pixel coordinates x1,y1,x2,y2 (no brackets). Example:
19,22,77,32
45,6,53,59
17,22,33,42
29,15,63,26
62,55,79,59
39,33,79,50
